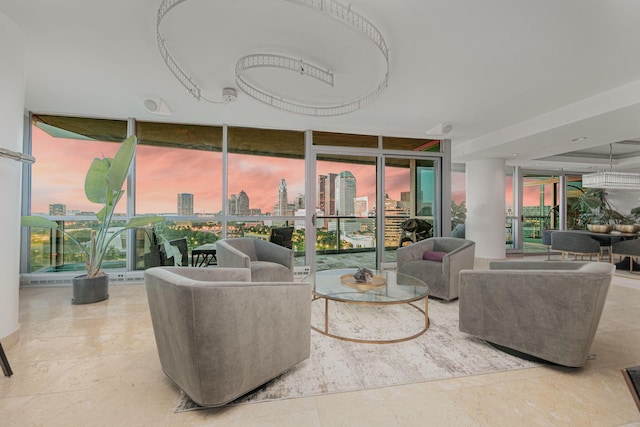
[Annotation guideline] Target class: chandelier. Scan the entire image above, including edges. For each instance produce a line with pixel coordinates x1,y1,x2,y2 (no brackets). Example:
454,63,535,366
156,0,389,116
582,143,640,190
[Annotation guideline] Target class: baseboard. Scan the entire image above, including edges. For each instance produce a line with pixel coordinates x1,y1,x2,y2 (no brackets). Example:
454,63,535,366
380,262,397,271
20,270,145,286
294,266,311,281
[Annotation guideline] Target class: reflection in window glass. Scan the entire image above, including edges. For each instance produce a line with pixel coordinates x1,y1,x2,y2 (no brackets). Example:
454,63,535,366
28,219,128,273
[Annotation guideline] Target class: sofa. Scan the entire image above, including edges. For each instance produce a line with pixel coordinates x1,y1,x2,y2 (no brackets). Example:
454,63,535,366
459,261,614,367
216,238,294,282
396,237,476,301
144,266,311,407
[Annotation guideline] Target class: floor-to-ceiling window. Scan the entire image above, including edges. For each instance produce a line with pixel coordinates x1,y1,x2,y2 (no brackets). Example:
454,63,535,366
23,115,449,276
27,115,128,272
134,121,223,269
226,126,306,265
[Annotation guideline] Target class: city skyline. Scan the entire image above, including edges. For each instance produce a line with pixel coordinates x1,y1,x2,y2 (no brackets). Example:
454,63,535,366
31,126,551,216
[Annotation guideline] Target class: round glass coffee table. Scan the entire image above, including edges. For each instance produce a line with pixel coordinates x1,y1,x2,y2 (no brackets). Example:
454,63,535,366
304,268,429,344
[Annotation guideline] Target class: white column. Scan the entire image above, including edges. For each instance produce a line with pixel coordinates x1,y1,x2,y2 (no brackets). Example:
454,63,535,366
465,158,506,261
0,13,25,347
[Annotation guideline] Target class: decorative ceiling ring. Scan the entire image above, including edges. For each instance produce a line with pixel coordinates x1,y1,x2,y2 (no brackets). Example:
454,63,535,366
156,0,389,116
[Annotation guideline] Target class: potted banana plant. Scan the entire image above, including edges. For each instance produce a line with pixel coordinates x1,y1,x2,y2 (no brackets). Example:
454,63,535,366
22,135,164,304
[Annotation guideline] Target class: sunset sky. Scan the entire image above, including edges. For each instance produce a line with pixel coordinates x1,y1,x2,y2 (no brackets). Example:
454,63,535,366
30,126,550,215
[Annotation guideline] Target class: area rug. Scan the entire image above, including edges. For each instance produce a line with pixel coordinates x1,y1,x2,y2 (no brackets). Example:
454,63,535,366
175,298,541,412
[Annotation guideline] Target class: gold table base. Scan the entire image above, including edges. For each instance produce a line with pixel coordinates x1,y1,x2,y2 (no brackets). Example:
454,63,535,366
311,294,429,344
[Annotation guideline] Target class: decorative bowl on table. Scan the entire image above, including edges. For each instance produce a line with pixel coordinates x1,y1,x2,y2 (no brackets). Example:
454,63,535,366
340,271,387,292
615,224,640,233
587,224,613,233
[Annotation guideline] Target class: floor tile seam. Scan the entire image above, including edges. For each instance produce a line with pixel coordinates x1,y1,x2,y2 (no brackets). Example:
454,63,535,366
434,366,557,391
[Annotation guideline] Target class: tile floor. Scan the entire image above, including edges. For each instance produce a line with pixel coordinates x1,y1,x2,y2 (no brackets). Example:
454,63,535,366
1,259,640,426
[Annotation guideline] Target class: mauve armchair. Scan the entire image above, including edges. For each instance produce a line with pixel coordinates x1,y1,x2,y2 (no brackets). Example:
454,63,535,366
144,266,311,407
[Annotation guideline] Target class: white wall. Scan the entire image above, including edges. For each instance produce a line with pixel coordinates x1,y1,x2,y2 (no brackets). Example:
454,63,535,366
0,13,25,344
465,158,506,259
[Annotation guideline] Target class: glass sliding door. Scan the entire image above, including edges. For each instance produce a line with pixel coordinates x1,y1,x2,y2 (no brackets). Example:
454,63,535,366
314,153,377,271
383,157,438,263
521,173,560,255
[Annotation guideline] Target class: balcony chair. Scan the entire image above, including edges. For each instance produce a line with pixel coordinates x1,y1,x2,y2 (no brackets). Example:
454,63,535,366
145,266,311,407
396,237,476,301
459,261,614,367
216,238,294,282
269,226,294,249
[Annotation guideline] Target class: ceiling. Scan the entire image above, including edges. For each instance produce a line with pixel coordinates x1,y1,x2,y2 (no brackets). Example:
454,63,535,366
2,0,640,173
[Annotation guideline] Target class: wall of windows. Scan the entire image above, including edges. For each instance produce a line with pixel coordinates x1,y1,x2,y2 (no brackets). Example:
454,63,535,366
23,114,448,275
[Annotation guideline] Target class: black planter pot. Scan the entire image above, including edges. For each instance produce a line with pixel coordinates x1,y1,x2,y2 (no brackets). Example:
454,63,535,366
72,274,109,304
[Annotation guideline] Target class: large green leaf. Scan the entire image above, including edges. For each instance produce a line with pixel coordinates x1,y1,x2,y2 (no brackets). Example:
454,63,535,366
105,135,136,192
123,215,165,229
96,206,107,222
21,216,60,229
85,158,110,204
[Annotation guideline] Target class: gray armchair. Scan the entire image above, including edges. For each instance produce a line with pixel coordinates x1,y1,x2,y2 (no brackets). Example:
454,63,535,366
396,237,476,301
459,261,614,367
216,238,294,282
611,238,640,272
551,231,601,261
144,267,311,407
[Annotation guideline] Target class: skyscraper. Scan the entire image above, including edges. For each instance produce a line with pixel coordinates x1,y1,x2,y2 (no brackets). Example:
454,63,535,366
237,190,250,216
400,191,411,210
318,173,337,215
318,175,326,212
229,194,237,215
335,171,356,216
275,178,288,216
177,193,194,215
49,203,66,216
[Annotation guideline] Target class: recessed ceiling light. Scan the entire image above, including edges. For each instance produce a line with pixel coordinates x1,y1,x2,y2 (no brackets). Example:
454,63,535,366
425,122,453,136
571,136,588,142
143,98,172,115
